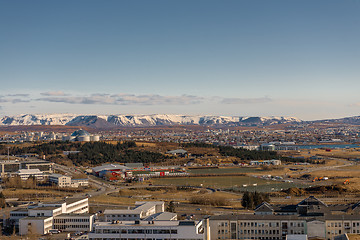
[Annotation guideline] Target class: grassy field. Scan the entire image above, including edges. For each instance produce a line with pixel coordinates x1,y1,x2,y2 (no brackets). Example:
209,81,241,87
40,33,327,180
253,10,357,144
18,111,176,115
151,176,305,192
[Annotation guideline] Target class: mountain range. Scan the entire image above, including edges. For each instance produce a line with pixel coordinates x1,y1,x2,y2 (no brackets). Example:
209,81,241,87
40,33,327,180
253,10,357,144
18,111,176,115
1,114,360,128
0,114,301,128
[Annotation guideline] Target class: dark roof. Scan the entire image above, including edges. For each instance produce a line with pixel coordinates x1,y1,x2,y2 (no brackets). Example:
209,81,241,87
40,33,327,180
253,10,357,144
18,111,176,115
297,196,327,207
254,202,274,212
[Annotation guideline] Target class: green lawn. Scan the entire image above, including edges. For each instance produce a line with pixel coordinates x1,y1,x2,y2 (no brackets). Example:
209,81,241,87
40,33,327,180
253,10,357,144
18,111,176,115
152,176,305,192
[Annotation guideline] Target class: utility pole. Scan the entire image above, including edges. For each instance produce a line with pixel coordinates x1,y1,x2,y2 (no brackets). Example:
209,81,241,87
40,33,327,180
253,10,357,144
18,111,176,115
7,146,10,161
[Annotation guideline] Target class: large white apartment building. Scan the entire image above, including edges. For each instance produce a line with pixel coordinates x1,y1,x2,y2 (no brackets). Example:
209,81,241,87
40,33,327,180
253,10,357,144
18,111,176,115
88,220,204,240
13,197,93,235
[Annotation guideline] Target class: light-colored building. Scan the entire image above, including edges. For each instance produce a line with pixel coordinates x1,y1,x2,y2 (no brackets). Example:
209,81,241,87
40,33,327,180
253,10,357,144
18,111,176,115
104,201,165,222
17,197,90,235
0,160,53,177
204,196,360,240
49,173,89,188
88,220,204,240
19,216,53,236
53,213,95,232
15,168,45,180
49,173,72,187
250,159,281,166
71,178,89,187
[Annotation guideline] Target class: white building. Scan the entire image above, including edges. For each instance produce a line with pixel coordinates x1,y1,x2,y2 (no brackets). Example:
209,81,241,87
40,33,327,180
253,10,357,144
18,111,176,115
250,159,281,166
104,201,165,222
49,173,72,187
20,216,53,236
71,178,89,187
88,220,204,240
15,169,45,180
49,173,89,188
53,213,95,232
18,197,91,235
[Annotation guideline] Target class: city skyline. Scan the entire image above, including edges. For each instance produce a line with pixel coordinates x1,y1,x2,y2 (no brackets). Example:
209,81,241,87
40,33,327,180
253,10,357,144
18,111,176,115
1,1,359,120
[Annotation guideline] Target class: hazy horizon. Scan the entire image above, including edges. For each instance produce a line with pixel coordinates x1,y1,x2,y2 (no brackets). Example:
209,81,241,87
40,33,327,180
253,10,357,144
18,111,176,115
1,1,359,121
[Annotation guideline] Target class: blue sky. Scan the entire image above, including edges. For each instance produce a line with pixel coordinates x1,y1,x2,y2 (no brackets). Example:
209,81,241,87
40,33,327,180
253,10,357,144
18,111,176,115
0,0,359,120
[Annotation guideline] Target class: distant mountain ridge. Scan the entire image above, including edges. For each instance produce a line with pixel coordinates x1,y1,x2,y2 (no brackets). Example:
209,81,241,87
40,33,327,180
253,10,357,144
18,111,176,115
0,114,302,128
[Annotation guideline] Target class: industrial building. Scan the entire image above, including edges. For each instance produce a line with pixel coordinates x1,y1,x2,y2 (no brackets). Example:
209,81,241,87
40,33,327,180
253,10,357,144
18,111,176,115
0,159,53,177
62,129,100,142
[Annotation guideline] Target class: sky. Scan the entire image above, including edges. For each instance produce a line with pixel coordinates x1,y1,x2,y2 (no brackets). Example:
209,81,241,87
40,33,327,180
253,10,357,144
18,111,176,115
0,0,359,120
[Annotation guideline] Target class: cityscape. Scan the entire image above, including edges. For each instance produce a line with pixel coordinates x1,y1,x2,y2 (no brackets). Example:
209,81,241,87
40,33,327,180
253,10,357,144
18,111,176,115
1,1,360,240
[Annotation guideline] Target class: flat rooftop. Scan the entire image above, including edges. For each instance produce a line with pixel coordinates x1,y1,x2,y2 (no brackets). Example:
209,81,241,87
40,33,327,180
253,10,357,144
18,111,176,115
95,220,198,227
31,206,59,211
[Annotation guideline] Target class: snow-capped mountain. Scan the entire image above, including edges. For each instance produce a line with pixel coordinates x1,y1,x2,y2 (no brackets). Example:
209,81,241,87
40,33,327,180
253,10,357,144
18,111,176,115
0,114,302,128
0,114,78,126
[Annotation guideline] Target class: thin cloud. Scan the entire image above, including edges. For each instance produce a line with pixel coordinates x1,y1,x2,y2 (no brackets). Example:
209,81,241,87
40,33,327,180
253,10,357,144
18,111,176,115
221,97,272,104
7,94,30,97
0,97,30,104
11,99,31,103
40,91,68,96
37,94,204,105
37,94,274,106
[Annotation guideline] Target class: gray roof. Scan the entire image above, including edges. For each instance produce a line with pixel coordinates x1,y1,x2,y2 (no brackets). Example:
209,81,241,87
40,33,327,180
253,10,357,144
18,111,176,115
167,149,188,154
71,129,90,137
104,209,142,215
92,164,130,173
143,212,177,221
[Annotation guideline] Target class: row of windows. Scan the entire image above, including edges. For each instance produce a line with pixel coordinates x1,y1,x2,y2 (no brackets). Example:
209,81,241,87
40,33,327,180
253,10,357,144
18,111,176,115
10,213,28,217
54,224,89,229
219,221,305,228
238,230,281,235
54,218,90,223
108,214,139,218
96,229,178,235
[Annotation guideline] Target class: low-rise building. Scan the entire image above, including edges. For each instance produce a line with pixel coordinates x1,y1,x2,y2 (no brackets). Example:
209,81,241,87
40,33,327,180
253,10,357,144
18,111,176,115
16,197,91,235
53,213,95,232
15,168,45,180
88,220,204,240
49,173,89,188
49,173,72,187
204,196,360,240
104,201,165,222
250,159,281,166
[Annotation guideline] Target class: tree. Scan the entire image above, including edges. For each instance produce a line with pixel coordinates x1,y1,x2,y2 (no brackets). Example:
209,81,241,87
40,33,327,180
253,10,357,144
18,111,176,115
241,191,254,209
241,191,270,210
166,201,176,212
0,191,6,208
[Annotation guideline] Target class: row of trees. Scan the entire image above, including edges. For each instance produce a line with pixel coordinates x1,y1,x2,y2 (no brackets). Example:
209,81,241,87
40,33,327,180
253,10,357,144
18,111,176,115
67,141,169,165
241,191,270,209
1,141,169,166
3,176,38,189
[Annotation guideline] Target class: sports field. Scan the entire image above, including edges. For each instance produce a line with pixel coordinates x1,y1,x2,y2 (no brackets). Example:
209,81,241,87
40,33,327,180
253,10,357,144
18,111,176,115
151,175,305,192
